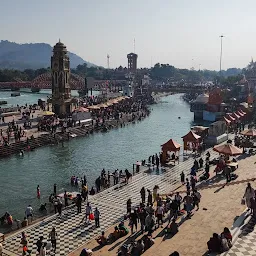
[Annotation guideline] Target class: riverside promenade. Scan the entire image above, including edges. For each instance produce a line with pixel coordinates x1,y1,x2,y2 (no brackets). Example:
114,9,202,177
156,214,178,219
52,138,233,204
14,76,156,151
2,144,220,256
3,137,256,256
69,146,256,256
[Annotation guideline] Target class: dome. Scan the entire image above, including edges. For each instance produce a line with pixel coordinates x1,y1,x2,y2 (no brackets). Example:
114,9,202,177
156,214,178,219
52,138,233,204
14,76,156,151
194,93,209,104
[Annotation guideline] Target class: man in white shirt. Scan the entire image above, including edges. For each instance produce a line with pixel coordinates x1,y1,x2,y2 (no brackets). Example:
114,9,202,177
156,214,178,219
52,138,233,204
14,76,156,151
25,205,33,222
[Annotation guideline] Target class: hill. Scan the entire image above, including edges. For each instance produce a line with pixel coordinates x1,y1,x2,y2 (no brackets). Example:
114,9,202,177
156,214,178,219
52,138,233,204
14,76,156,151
0,40,96,70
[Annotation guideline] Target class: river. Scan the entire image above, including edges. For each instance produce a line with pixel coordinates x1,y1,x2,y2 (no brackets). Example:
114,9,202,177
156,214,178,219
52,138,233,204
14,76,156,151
0,93,194,228
0,89,100,108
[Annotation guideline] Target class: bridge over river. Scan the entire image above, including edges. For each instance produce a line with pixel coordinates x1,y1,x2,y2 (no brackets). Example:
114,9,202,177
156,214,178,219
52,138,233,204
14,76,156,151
0,72,126,91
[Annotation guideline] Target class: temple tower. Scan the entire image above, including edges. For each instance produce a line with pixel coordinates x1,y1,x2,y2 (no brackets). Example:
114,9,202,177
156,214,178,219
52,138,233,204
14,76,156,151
51,40,73,116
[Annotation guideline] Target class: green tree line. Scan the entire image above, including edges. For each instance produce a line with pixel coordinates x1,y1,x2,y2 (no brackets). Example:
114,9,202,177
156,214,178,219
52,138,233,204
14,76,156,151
0,63,243,86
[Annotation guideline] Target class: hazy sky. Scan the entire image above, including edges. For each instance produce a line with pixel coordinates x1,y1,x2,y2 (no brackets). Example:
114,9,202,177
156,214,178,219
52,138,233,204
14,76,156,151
1,0,256,70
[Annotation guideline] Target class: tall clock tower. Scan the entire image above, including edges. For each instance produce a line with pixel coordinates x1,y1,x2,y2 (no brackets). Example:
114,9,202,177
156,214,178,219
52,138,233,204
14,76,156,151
51,40,73,116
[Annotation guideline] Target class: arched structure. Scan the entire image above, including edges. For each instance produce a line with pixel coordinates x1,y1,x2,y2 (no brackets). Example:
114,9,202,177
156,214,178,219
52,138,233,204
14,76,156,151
32,72,85,90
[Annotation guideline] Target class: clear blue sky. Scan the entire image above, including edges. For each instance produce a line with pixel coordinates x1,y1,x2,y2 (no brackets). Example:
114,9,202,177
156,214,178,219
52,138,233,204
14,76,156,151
1,0,256,70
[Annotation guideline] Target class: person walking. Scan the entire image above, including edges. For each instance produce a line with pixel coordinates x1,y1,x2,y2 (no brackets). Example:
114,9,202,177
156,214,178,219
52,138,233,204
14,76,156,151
49,227,57,253
190,176,196,192
180,171,185,184
186,178,190,193
127,199,132,214
25,205,33,223
193,189,201,210
243,183,255,212
156,205,164,228
53,196,60,214
183,192,193,218
36,236,44,254
140,187,146,203
57,198,63,216
76,194,82,214
130,210,138,233
94,207,100,228
20,232,28,256
64,191,68,207
224,166,232,183
39,242,47,256
85,202,92,223
174,192,182,211
153,185,159,202
147,190,153,205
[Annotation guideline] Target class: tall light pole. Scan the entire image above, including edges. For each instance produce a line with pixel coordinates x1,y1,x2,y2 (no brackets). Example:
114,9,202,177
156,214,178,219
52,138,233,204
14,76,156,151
219,35,224,75
107,54,110,69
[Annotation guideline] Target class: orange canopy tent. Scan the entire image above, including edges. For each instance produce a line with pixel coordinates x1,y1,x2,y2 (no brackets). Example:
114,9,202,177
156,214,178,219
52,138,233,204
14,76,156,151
213,143,242,156
241,129,256,137
182,131,201,151
161,139,181,164
161,139,181,152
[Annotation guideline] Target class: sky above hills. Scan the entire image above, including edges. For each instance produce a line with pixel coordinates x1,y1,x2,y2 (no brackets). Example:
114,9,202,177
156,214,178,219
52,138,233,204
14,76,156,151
1,0,256,70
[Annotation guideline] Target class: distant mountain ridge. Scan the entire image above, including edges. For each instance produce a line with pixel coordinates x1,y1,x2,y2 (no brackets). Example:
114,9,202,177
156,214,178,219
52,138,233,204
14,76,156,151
0,40,96,70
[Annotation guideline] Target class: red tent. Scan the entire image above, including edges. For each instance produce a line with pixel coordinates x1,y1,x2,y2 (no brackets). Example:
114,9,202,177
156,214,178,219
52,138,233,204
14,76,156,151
161,139,181,152
182,131,201,141
182,131,201,151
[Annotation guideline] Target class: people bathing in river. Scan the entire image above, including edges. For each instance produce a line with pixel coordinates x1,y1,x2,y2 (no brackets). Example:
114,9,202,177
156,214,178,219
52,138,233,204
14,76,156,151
37,185,41,199
0,212,13,226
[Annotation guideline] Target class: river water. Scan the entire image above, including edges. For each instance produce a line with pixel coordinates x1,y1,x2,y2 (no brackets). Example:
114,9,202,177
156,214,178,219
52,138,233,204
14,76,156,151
0,89,100,108
0,92,194,227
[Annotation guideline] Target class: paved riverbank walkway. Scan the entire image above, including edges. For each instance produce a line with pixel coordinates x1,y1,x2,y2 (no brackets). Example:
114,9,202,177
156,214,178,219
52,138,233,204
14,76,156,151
70,150,256,256
4,135,256,256
2,146,220,255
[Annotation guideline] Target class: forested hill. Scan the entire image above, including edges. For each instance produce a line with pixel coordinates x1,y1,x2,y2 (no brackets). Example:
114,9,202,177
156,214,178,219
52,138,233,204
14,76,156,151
0,40,96,70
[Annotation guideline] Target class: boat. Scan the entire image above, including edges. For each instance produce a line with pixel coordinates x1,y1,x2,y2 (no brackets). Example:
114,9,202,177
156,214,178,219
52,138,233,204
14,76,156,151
31,88,40,93
11,92,20,97
0,101,7,105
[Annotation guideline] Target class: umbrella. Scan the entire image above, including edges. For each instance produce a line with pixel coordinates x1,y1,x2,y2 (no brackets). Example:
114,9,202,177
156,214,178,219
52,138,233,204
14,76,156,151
42,111,55,116
241,129,256,137
213,143,242,156
87,105,100,110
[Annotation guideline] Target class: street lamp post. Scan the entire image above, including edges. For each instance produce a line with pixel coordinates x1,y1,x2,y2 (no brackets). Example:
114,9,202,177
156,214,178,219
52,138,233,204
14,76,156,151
219,35,224,75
